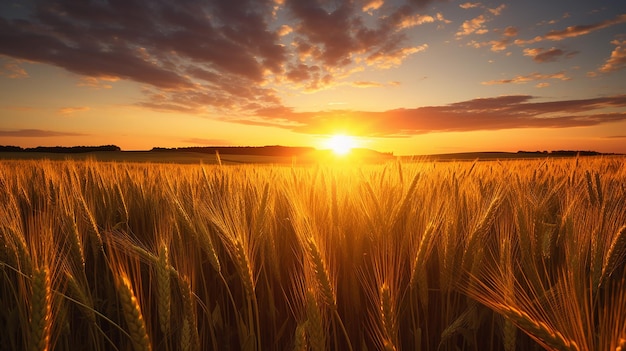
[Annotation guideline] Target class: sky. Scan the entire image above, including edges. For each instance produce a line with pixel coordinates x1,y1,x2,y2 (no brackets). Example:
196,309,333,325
1,0,625,155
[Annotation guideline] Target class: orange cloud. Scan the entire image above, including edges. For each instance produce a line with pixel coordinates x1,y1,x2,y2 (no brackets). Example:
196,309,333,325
277,25,293,37
488,4,506,16
544,14,626,40
366,44,428,69
515,13,626,45
0,60,28,79
248,95,626,136
397,14,435,29
468,26,518,51
482,71,571,85
0,129,85,137
459,2,482,9
363,0,383,13
57,107,91,115
599,40,626,73
456,15,488,36
77,76,118,89
352,81,385,88
182,138,231,146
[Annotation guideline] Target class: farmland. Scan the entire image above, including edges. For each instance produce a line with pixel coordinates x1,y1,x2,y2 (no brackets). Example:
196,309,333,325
0,157,625,351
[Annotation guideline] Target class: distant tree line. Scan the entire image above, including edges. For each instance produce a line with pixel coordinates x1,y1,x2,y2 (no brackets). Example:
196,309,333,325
516,150,604,156
151,145,317,157
0,145,121,153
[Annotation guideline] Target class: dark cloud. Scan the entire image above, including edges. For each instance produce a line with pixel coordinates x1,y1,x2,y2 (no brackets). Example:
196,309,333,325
0,0,433,115
523,47,578,63
0,129,86,137
249,95,626,136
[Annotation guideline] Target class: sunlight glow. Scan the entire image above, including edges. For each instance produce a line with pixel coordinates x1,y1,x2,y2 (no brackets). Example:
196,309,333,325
325,134,356,156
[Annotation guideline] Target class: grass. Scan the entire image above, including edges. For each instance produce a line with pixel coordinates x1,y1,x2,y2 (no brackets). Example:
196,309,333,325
0,157,624,350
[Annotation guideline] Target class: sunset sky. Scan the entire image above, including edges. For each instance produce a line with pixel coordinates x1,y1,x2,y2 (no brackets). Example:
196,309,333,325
1,0,625,155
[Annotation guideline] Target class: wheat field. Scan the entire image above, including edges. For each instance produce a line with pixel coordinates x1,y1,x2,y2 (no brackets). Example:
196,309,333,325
0,157,625,351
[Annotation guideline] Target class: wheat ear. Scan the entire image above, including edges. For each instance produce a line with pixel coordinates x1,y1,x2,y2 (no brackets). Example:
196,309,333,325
29,268,52,351
500,305,579,351
601,225,626,285
305,237,335,310
305,290,326,351
117,275,152,351
233,237,255,300
293,322,308,351
179,278,199,351
380,283,398,351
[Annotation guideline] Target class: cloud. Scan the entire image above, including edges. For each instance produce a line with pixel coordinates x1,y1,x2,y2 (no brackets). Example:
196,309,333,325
515,13,626,45
182,138,231,146
0,59,28,79
352,81,385,88
58,106,91,115
598,40,626,73
277,25,293,37
468,26,518,51
0,129,86,137
503,26,518,37
363,0,383,13
455,5,505,38
543,14,626,40
459,3,482,9
523,47,578,63
488,4,506,16
0,0,440,116
77,76,118,89
456,15,488,36
604,135,626,139
248,95,626,136
482,71,571,85
365,44,428,69
397,14,435,29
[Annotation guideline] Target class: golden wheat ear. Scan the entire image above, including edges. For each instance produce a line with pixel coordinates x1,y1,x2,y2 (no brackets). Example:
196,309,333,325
29,267,52,351
117,275,152,351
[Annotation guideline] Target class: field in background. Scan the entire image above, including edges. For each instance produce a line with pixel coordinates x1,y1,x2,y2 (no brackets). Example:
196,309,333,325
0,157,625,351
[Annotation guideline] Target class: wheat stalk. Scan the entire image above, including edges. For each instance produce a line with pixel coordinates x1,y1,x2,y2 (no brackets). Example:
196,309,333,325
503,319,517,351
156,243,171,335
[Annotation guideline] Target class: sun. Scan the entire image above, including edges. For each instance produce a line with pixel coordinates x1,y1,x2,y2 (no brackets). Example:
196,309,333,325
325,134,356,156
